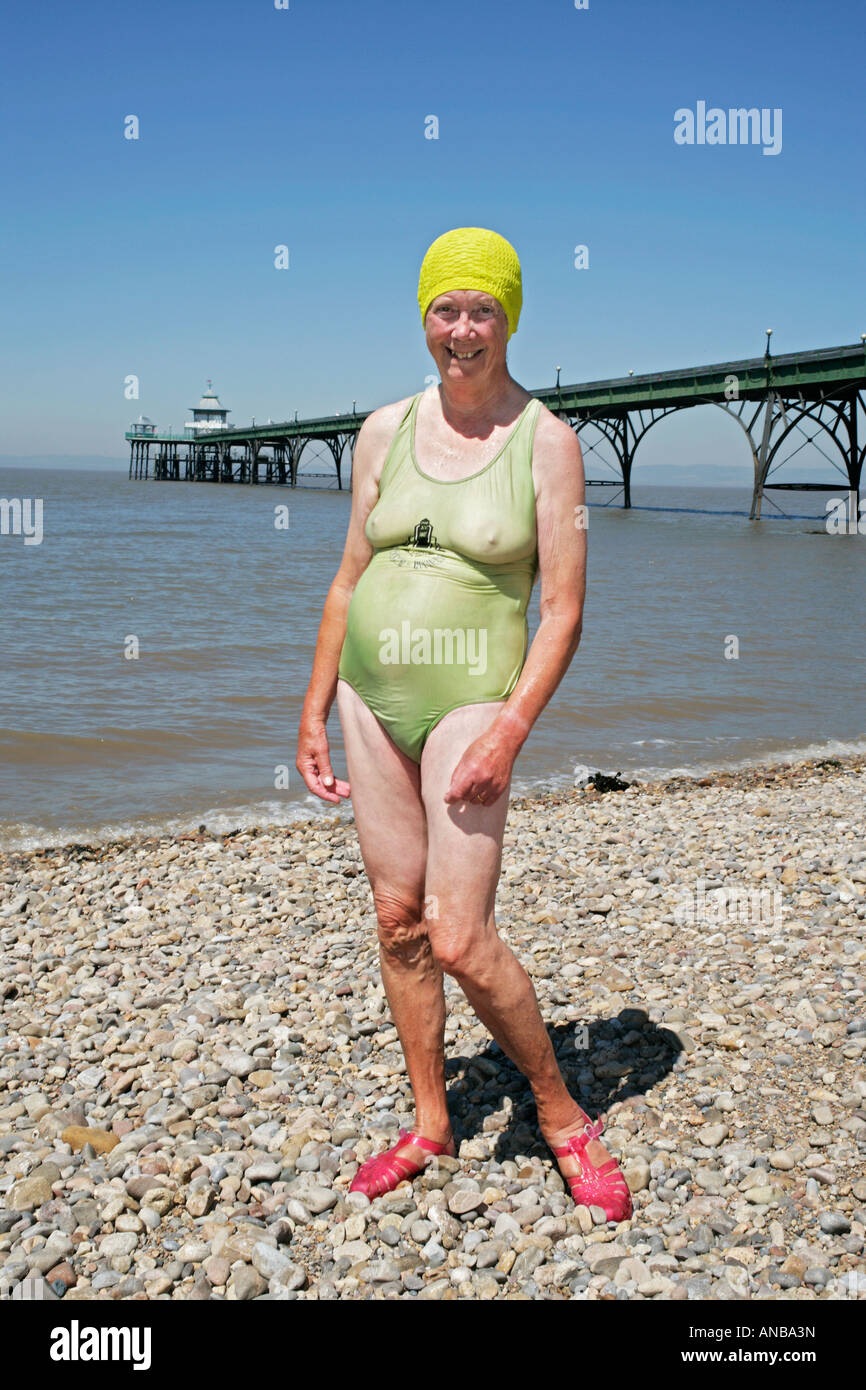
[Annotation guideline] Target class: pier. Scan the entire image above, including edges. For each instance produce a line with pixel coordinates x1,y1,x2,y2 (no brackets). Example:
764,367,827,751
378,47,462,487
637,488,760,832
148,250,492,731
127,342,866,519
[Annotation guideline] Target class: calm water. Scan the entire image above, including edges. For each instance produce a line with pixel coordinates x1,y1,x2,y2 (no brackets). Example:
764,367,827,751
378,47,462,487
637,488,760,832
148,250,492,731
1,466,863,850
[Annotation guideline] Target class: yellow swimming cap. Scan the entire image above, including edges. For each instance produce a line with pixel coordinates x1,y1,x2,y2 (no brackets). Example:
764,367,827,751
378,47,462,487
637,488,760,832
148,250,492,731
418,227,522,340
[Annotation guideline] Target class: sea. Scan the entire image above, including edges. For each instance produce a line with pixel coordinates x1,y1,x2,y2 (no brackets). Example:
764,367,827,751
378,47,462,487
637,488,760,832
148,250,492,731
1,466,863,851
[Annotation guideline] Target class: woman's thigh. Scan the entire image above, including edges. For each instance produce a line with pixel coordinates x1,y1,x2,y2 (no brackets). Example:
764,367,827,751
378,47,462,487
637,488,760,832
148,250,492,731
336,678,428,902
420,702,512,937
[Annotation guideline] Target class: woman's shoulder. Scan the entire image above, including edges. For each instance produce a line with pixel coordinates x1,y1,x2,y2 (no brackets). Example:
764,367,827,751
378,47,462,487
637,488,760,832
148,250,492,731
359,391,419,441
531,398,581,451
532,395,577,441
351,392,419,482
528,399,584,493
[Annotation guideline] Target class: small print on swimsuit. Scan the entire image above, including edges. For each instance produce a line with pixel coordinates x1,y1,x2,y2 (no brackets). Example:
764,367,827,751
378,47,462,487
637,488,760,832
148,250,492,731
389,549,444,572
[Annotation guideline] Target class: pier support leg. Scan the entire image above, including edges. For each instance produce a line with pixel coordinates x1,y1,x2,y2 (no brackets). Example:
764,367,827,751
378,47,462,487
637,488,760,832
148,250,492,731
750,390,776,520
621,415,632,509
846,390,861,511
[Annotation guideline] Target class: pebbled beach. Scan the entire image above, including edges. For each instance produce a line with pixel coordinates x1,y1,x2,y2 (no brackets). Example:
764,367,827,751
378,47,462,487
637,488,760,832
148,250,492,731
1,751,865,1301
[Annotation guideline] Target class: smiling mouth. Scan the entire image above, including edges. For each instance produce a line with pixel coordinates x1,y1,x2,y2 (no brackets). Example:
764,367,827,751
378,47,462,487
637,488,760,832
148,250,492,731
446,347,483,360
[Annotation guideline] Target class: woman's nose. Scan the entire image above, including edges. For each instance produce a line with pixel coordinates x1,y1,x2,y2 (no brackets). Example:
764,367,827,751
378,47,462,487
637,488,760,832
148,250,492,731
450,313,474,338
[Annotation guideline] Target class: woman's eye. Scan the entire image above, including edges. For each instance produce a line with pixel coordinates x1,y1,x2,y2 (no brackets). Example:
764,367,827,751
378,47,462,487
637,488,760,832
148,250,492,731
434,305,493,317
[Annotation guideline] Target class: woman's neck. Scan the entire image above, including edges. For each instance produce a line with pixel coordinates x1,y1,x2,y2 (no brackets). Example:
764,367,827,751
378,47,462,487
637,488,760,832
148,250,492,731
436,373,524,428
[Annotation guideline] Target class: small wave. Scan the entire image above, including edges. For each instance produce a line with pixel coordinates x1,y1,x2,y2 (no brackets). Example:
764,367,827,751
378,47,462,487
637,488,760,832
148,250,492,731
625,734,866,785
0,793,346,854
511,733,866,797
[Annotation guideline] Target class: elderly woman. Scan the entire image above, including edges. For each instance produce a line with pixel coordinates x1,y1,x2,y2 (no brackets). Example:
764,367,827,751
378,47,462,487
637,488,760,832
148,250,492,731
296,227,631,1221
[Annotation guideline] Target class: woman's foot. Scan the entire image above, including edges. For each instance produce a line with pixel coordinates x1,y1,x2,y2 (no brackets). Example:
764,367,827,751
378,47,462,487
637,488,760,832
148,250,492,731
349,1125,456,1199
542,1106,633,1222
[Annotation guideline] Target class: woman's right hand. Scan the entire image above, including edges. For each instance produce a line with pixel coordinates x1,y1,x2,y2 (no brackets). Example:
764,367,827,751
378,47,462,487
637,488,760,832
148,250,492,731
295,714,351,803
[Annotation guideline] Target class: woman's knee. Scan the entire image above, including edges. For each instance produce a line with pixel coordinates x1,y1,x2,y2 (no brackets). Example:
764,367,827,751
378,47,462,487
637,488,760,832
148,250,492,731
372,884,430,958
429,922,496,981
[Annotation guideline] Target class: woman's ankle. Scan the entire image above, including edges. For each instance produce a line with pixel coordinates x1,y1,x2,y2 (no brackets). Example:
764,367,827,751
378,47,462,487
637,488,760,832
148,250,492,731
412,1115,453,1143
535,1096,589,1141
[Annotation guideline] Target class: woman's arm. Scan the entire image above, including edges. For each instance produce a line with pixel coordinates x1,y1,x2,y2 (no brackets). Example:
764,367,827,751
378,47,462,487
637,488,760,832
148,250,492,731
444,408,586,803
295,400,409,800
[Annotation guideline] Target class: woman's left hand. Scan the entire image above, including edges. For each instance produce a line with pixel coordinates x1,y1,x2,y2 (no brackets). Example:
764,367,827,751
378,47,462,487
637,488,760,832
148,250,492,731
443,729,517,806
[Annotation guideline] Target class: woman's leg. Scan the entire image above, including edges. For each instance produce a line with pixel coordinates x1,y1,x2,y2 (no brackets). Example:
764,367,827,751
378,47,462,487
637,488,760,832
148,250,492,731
420,703,620,1186
335,680,453,1161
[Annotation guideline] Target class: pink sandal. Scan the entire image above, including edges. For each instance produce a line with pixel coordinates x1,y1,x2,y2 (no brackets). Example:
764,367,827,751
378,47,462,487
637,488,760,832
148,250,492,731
550,1116,633,1223
349,1127,456,1199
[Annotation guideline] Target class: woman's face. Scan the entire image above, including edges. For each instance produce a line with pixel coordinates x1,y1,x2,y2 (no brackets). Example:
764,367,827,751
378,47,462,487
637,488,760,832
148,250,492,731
424,289,508,382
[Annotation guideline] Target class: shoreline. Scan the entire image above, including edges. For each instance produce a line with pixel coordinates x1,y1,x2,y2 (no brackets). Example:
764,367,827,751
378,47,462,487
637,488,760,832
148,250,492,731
1,746,864,1301
3,747,865,868
514,747,866,812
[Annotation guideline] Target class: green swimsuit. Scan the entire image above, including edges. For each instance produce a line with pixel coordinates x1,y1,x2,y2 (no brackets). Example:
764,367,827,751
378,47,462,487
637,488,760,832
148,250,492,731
338,390,542,763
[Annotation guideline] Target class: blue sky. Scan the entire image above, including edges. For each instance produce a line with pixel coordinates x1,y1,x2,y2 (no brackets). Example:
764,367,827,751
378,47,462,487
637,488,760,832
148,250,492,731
1,0,863,483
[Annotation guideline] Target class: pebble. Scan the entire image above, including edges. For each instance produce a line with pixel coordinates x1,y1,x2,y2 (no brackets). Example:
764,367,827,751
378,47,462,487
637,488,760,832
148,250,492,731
97,1233,138,1259
292,1186,338,1215
768,1150,796,1170
231,1265,268,1300
447,1190,485,1216
245,1160,281,1183
8,1176,54,1211
339,1239,372,1263
222,1052,257,1079
204,1255,230,1286
420,1238,447,1267
271,1261,306,1292
60,1126,118,1155
818,1212,850,1235
0,751,863,1302
624,1159,651,1193
698,1124,729,1148
251,1242,293,1279
745,1183,777,1203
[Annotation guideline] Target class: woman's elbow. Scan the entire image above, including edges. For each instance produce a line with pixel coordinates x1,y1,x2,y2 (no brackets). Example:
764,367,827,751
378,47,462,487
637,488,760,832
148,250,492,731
540,601,583,641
